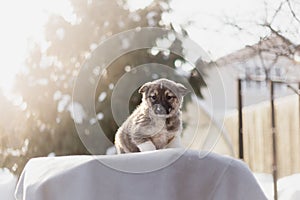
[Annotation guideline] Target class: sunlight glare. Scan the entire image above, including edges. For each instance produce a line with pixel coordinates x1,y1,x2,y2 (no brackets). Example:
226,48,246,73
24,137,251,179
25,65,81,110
126,0,153,11
0,0,73,96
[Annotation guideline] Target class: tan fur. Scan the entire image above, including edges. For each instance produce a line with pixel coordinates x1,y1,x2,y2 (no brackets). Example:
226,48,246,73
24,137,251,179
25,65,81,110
114,78,188,154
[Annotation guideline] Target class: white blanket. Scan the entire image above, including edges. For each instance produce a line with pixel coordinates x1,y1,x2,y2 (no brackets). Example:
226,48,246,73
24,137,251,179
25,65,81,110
15,149,267,200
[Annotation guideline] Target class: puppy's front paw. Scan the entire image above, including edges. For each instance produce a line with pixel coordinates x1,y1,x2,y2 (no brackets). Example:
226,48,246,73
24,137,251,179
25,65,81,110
137,141,156,152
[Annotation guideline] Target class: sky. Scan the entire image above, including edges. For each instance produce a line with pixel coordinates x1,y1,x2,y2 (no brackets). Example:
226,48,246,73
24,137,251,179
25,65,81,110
168,0,266,58
166,0,300,59
0,0,298,94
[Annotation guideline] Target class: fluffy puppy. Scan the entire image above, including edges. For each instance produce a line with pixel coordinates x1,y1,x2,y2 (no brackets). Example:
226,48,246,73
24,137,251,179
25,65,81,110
114,78,188,154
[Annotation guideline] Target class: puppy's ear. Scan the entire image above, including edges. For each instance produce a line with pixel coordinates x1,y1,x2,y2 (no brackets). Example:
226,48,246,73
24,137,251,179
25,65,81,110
176,83,189,96
138,83,150,94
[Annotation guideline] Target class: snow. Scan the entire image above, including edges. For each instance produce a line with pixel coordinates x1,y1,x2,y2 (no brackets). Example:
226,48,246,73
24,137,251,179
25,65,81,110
278,174,300,200
254,173,275,199
254,173,300,200
0,168,17,200
68,101,87,124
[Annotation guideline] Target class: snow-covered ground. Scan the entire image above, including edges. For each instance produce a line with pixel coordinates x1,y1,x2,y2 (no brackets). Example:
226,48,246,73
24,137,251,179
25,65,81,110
0,168,17,200
1,167,299,200
254,173,300,200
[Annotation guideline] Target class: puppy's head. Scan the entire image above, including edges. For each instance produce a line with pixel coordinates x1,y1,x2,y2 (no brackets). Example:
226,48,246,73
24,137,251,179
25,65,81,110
139,78,189,118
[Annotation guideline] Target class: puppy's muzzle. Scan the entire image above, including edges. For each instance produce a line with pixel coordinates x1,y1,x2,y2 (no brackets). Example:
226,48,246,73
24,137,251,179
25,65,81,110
153,104,167,115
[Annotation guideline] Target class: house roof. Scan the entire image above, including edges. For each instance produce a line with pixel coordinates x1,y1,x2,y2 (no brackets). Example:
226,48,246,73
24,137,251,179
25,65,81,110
199,34,300,115
214,34,297,67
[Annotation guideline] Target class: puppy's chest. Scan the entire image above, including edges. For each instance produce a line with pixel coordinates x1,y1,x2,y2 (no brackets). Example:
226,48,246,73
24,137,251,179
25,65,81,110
150,117,181,149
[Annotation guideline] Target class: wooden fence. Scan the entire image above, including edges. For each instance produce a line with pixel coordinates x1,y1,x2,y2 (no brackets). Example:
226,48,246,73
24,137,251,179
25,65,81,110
225,94,300,178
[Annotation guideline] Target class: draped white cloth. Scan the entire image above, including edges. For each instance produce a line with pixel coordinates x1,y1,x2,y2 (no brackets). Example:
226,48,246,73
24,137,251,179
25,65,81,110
15,149,267,200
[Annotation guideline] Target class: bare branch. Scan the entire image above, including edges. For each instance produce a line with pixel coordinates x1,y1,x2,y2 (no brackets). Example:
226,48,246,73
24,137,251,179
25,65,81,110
270,1,284,24
286,0,300,23
258,49,267,69
262,23,294,47
221,16,257,36
269,55,279,69
224,21,244,31
214,0,299,80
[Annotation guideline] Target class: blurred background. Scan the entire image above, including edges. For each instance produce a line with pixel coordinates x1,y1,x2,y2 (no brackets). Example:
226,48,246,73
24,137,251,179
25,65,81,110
0,0,300,199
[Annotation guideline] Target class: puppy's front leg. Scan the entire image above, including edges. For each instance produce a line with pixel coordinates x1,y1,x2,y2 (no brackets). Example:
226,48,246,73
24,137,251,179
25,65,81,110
166,135,182,148
137,141,156,152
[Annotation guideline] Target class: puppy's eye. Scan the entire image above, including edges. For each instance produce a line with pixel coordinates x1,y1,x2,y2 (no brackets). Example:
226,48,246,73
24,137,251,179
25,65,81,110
149,95,157,101
166,95,174,100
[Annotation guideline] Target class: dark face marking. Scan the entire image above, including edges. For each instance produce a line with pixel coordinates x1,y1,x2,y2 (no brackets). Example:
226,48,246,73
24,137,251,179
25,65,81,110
146,85,179,116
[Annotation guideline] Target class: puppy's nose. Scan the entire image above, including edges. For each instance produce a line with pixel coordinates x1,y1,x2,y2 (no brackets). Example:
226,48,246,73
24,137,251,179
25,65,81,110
153,104,167,115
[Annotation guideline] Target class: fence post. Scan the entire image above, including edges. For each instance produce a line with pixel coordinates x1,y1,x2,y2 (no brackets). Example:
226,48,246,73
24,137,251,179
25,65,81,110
299,83,300,134
238,78,244,159
270,80,278,200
